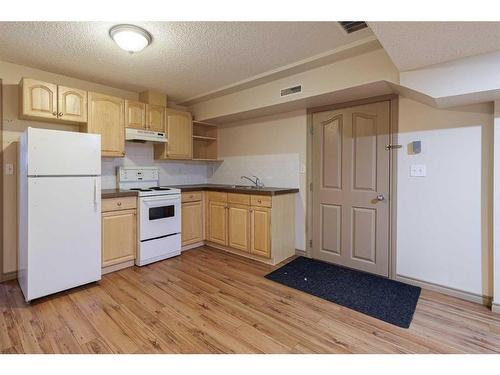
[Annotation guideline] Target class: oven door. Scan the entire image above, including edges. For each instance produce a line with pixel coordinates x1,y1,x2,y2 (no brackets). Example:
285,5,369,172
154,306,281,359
139,195,181,241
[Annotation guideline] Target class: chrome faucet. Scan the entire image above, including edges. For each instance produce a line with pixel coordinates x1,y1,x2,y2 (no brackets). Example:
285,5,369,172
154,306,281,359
241,175,264,188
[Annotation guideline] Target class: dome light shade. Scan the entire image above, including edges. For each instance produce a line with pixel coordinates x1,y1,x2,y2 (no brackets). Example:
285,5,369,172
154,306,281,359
110,24,152,53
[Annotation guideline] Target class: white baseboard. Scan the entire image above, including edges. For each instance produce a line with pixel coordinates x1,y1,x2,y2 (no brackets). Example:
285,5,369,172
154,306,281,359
295,249,307,257
492,302,500,314
0,271,17,283
396,274,492,306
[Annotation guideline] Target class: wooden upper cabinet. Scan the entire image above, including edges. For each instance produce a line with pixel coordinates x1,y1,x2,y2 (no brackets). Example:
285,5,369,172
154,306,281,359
20,78,58,120
19,78,88,124
146,104,165,132
154,108,193,160
125,100,146,129
57,86,87,123
87,92,125,158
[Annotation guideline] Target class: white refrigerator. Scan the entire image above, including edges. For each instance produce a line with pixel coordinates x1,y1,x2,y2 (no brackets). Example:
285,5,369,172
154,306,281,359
18,127,102,302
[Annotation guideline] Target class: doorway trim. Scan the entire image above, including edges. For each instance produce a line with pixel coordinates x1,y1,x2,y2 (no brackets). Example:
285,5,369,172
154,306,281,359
305,94,399,279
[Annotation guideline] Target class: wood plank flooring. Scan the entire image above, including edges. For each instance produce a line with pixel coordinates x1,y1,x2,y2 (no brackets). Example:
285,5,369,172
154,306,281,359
1,246,500,353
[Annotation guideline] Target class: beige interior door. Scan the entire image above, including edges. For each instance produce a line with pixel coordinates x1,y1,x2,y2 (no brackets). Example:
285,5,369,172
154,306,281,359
312,101,390,276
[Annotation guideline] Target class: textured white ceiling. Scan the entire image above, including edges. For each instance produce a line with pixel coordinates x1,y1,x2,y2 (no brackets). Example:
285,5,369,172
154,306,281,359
0,22,372,102
369,22,500,71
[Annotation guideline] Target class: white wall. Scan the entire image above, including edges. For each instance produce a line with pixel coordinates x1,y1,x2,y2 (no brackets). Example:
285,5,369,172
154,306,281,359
209,110,307,251
400,50,500,100
396,98,493,297
493,101,500,308
190,48,398,121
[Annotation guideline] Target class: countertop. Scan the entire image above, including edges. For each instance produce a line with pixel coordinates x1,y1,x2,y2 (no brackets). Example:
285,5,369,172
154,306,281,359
169,184,299,196
101,189,139,199
102,184,299,199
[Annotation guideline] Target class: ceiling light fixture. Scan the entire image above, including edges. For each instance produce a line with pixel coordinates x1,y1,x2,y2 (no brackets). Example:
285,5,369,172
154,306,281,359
109,24,152,54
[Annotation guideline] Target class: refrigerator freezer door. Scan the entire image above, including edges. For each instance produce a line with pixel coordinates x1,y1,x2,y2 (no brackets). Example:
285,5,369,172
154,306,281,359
26,176,101,301
26,127,101,176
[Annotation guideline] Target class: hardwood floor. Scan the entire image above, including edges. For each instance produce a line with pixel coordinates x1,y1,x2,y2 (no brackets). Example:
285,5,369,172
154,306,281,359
1,246,500,354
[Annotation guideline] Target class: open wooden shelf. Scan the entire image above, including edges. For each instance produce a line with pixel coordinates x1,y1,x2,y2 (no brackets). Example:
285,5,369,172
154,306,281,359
193,120,218,161
193,135,217,141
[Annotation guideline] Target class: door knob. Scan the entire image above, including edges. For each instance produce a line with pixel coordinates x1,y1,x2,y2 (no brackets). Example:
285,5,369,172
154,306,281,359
376,194,385,201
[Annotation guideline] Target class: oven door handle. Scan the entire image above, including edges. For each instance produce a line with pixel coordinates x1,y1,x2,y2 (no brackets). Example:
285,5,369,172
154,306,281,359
142,196,180,205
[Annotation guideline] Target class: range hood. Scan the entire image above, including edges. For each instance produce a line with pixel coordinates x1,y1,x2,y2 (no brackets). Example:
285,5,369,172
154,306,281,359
125,128,167,143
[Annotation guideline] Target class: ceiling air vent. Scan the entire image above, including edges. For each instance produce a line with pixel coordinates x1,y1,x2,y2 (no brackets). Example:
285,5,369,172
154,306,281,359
339,21,368,34
280,85,302,97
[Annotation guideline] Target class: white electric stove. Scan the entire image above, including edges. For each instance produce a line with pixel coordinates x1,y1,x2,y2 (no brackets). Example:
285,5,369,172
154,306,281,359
118,167,181,266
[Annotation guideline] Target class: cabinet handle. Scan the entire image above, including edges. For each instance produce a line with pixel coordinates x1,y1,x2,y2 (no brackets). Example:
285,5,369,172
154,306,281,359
52,111,57,116
117,202,122,206
257,200,262,203
58,112,63,116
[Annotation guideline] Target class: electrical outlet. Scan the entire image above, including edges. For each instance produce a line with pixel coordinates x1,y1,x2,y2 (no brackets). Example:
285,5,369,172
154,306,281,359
410,164,426,177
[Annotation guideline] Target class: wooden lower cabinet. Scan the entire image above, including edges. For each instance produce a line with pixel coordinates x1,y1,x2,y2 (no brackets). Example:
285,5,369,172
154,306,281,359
250,207,271,258
198,192,295,265
181,200,204,246
228,204,250,252
102,209,136,267
207,200,228,246
101,196,137,270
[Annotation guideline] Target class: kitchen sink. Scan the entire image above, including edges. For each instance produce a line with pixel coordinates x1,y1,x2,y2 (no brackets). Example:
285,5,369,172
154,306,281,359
231,185,262,189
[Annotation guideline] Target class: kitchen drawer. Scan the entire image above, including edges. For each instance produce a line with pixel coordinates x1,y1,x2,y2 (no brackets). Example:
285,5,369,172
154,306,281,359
207,191,227,203
182,191,203,203
102,196,137,212
250,195,272,208
228,193,250,205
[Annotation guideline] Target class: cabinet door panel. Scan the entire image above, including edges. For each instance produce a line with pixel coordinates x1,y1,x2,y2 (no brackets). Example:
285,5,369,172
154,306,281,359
251,207,271,258
182,201,203,246
125,101,146,129
21,78,57,120
146,104,165,132
88,92,125,157
166,109,192,159
208,201,227,246
228,205,250,252
58,86,87,123
102,209,136,267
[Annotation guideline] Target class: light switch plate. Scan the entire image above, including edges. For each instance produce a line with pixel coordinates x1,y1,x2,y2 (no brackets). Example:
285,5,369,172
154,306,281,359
410,164,426,177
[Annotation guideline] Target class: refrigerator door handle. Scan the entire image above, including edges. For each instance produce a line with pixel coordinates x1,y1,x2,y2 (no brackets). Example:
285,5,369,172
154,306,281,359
94,178,98,206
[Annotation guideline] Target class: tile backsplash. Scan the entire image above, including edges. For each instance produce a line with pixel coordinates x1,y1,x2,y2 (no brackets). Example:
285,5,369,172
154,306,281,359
207,153,300,188
101,144,301,190
101,142,209,189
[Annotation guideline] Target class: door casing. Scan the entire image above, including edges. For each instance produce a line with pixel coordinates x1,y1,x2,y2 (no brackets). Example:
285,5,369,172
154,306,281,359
306,95,399,279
